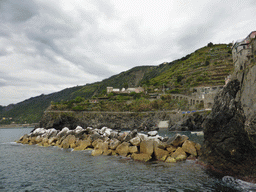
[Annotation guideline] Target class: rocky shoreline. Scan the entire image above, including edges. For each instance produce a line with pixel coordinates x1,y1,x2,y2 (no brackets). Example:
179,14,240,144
16,126,201,163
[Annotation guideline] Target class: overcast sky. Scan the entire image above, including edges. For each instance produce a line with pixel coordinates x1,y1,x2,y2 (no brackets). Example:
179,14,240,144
0,0,255,106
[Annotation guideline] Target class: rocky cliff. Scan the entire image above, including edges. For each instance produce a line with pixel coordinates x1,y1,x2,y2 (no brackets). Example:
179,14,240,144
38,111,184,131
202,79,256,176
201,35,256,177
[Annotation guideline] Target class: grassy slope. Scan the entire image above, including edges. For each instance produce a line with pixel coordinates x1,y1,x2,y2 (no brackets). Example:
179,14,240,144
0,43,233,124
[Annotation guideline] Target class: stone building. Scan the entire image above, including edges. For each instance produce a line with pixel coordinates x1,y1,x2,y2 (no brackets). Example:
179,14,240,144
232,31,256,72
191,86,223,108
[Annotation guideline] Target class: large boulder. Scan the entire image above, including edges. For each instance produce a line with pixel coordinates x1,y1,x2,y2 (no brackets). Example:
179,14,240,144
128,146,138,154
57,127,69,138
129,136,141,146
73,139,91,151
140,140,154,155
154,147,169,161
171,147,187,161
61,135,76,149
115,142,130,156
109,138,121,150
91,142,104,156
182,140,197,157
167,134,188,147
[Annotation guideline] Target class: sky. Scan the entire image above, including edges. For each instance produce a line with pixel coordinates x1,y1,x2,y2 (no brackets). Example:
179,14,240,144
0,0,256,106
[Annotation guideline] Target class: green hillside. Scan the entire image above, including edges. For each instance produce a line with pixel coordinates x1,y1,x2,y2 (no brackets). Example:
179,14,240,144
145,43,233,93
0,43,234,124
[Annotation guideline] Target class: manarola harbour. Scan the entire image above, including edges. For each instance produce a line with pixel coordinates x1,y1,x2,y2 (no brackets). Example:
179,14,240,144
1,1,256,191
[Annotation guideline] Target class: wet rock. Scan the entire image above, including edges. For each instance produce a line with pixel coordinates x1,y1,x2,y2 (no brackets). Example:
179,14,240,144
73,139,91,151
165,157,176,163
91,142,104,156
131,153,152,162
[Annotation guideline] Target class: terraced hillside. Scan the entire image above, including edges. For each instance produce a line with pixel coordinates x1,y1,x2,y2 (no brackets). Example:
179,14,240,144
146,43,233,93
0,43,234,124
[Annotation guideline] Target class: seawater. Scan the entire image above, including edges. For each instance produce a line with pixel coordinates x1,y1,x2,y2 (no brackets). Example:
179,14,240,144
1,128,256,192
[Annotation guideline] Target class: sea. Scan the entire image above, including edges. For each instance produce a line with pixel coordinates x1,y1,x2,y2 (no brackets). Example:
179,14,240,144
1,128,256,192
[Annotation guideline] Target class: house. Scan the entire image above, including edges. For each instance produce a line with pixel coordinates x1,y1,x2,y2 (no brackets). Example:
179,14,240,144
232,31,256,71
126,87,144,93
107,87,120,93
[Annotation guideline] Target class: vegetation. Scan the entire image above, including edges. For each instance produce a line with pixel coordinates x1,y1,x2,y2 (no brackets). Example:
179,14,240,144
49,94,192,112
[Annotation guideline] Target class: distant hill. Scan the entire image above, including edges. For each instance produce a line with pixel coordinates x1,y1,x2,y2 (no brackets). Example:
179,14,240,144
0,43,234,124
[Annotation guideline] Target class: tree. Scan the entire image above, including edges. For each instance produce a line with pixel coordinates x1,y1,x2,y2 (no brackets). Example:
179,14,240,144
207,42,214,47
177,75,183,83
123,83,128,89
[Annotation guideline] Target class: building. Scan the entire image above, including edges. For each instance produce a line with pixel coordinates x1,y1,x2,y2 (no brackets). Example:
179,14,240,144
191,86,223,108
107,87,144,94
232,31,256,72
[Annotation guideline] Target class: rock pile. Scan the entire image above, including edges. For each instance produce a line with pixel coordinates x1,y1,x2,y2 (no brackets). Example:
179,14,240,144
17,126,201,163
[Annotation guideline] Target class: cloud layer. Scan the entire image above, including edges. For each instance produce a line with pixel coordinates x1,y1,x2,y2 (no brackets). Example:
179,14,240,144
0,0,256,105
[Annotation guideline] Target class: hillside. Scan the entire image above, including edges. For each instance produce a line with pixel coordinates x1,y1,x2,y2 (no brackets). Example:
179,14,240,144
145,43,233,93
0,43,234,124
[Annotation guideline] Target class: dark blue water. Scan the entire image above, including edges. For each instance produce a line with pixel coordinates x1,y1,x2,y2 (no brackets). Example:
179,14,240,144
1,128,256,192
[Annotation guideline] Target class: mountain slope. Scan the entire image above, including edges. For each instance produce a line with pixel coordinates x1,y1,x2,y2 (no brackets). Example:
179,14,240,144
0,43,234,124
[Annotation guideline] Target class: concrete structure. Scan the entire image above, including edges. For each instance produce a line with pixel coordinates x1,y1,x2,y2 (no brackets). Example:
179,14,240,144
232,31,256,72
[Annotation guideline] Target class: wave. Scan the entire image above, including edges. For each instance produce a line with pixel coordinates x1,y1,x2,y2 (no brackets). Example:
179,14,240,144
222,176,256,192
0,142,22,145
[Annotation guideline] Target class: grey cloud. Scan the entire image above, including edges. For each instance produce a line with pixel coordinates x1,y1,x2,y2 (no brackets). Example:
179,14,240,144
0,48,9,56
0,0,38,23
93,0,116,19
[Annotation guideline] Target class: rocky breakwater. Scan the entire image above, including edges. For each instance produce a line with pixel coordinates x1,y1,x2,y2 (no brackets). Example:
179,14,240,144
16,126,201,163
202,79,256,177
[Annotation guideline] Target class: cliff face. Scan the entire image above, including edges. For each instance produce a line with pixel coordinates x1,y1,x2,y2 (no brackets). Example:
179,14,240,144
201,34,256,176
236,65,256,148
202,59,256,176
202,79,256,175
